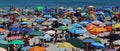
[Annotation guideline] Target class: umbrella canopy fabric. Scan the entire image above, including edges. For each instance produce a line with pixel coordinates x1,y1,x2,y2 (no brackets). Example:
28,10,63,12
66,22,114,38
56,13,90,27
86,24,97,30
92,21,102,25
20,22,29,25
57,26,68,30
0,28,6,32
112,23,120,29
82,38,95,43
71,23,82,28
27,30,45,36
34,6,44,11
0,47,7,51
57,42,74,48
0,40,9,45
45,30,55,35
20,46,32,50
91,38,101,43
28,46,46,51
9,27,22,32
37,34,52,39
47,18,57,21
68,28,86,34
22,27,33,33
104,34,120,40
9,40,25,45
61,19,71,24
79,21,89,26
34,19,44,23
113,40,120,45
90,42,105,48
67,38,85,48
6,36,20,41
43,14,52,18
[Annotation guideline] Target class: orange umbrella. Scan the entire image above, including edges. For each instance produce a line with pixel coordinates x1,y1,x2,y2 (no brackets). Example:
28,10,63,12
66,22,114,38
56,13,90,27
28,46,46,51
65,12,72,16
88,27,107,35
86,24,97,30
0,28,6,32
104,26,112,32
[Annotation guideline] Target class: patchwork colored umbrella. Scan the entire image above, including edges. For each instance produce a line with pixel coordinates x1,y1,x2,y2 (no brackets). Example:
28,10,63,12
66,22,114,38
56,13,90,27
9,40,25,45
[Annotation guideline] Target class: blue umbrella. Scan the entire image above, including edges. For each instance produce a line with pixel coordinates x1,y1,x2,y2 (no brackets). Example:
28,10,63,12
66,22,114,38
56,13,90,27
68,28,86,34
90,42,105,48
84,20,93,23
0,35,5,40
20,22,29,25
61,19,71,24
9,27,22,32
22,27,33,33
43,14,52,18
82,39,95,43
11,23,20,27
34,19,44,23
79,21,89,26
43,8,51,13
0,24,3,27
20,46,32,50
71,23,82,28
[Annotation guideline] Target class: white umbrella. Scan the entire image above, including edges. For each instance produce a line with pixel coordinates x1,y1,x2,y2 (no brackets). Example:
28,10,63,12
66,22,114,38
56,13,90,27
47,18,57,21
41,21,53,26
113,40,120,45
45,30,55,35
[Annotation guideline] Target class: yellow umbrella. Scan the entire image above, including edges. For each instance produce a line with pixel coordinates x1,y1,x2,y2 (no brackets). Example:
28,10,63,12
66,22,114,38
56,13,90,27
57,42,74,48
112,23,120,29
57,42,76,51
21,17,28,22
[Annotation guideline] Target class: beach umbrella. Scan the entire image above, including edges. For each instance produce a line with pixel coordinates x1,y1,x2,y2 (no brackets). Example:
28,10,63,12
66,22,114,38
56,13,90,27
67,38,85,48
68,27,86,34
106,49,117,51
45,30,55,35
47,18,57,21
34,19,44,23
9,40,25,45
0,40,9,45
27,30,45,36
95,11,104,15
6,36,20,41
104,34,120,40
86,24,97,30
104,21,115,25
112,23,120,29
14,8,21,12
57,26,68,30
21,17,28,22
58,7,65,10
67,7,74,12
113,40,120,45
91,38,101,43
11,23,20,27
3,18,9,23
61,19,71,24
22,27,33,33
20,46,32,50
41,21,52,26
28,46,46,51
9,27,22,32
0,28,6,32
43,14,52,18
71,23,82,28
8,11,19,14
65,11,72,16
79,21,89,26
57,42,74,48
43,8,51,13
0,24,3,27
37,34,52,40
82,38,95,43
20,22,30,25
0,44,8,49
0,47,7,51
104,26,112,32
34,6,44,11
0,35,5,40
92,21,102,25
77,7,82,10
90,42,105,48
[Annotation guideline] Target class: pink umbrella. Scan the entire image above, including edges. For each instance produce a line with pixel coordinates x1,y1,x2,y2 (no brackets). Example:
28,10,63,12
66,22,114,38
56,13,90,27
92,21,102,25
6,36,20,41
0,47,7,51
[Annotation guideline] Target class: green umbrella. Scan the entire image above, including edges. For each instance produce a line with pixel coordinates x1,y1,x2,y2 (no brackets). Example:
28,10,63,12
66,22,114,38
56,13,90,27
27,30,45,36
77,7,82,10
0,40,9,45
57,26,68,30
0,44,8,48
67,38,85,49
34,6,44,11
9,40,25,45
92,38,101,43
